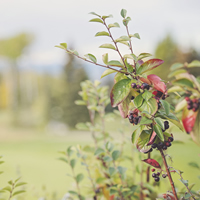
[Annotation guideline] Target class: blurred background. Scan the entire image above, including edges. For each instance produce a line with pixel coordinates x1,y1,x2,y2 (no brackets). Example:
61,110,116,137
0,0,200,199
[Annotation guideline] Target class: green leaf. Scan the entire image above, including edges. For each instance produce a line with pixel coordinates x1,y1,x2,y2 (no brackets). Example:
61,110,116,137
68,190,78,195
168,86,185,93
75,100,87,106
117,166,127,179
15,182,27,187
142,90,153,101
101,69,116,79
60,43,67,49
12,190,26,196
137,53,152,61
129,33,140,39
112,150,120,161
134,94,143,108
117,40,129,47
95,31,110,37
120,9,127,18
116,36,130,41
99,43,116,50
70,159,76,169
188,162,200,169
105,142,114,152
175,99,187,113
89,18,104,24
136,130,152,152
139,117,152,125
123,17,131,26
94,148,105,156
58,157,68,163
179,178,188,186
102,14,113,19
76,173,84,183
103,156,112,162
138,98,158,116
170,63,184,71
168,69,187,78
109,167,116,176
3,186,12,192
107,60,123,67
102,53,108,65
172,78,194,88
137,59,164,74
110,79,132,107
84,53,97,63
154,117,165,130
89,12,101,17
153,124,164,141
75,123,89,131
188,60,200,68
55,45,66,50
132,125,145,144
108,22,120,28
160,100,170,115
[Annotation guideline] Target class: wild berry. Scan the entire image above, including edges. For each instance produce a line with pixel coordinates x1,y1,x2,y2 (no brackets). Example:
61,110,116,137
136,84,141,89
157,172,160,176
158,102,161,109
152,173,157,178
185,97,190,101
151,169,155,172
131,96,135,100
151,143,157,149
154,177,160,182
142,83,150,90
168,137,174,142
131,83,136,88
162,174,167,178
165,142,171,147
157,142,163,149
164,124,169,130
162,146,167,150
141,84,145,90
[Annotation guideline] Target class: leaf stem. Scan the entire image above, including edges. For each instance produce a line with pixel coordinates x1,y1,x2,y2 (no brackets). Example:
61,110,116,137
146,152,150,183
159,149,178,200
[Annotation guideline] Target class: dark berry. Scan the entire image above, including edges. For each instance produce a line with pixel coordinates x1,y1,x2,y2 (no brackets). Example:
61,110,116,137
128,115,133,120
131,96,135,100
157,172,160,176
131,83,136,88
164,121,169,126
151,143,157,149
137,90,141,93
142,83,150,90
158,102,161,109
141,85,145,90
133,117,139,125
162,146,167,150
152,173,157,178
157,142,164,149
156,91,163,98
165,142,171,147
154,177,160,182
136,85,141,89
162,174,167,178
164,124,169,130
168,137,174,142
151,169,155,172
162,95,166,100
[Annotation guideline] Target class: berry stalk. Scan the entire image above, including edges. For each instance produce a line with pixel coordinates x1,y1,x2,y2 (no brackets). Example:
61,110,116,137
159,149,178,200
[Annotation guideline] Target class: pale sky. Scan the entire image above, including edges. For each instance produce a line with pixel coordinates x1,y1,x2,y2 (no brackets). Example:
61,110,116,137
1,0,200,77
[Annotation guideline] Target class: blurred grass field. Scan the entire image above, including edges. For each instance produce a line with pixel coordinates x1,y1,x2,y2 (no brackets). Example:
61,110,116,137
0,112,200,199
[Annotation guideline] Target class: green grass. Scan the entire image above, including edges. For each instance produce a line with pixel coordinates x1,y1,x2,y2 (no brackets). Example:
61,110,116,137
0,119,200,199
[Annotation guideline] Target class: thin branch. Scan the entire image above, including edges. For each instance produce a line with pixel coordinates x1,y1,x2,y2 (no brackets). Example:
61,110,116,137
102,18,127,70
65,49,129,75
160,149,178,200
146,152,150,183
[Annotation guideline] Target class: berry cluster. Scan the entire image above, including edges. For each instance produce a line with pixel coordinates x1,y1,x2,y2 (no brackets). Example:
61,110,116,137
185,97,200,112
151,169,160,182
131,83,150,90
151,169,167,182
151,136,173,151
162,121,169,132
128,110,141,125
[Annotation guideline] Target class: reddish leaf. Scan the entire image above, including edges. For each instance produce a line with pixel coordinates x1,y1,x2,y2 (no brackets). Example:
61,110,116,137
147,131,157,146
142,158,161,169
110,195,115,200
147,74,167,93
137,59,164,74
182,107,198,133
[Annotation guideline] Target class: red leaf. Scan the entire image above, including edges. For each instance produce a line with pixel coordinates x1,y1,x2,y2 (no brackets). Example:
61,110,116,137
147,74,167,93
142,158,161,169
110,195,115,200
147,131,157,146
182,107,198,133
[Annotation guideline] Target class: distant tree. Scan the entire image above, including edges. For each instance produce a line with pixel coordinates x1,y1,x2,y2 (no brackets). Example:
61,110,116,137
47,53,89,128
0,33,33,125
